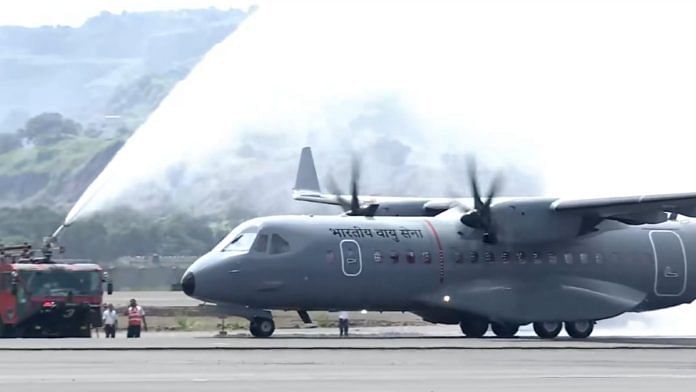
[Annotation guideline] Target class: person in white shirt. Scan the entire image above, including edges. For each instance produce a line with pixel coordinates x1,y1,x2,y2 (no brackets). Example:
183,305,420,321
102,303,118,338
338,311,349,337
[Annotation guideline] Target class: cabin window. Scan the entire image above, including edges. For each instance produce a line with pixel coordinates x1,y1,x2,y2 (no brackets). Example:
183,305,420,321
501,252,510,263
579,253,589,264
390,250,399,263
469,251,479,263
406,251,416,264
454,252,464,264
564,253,573,264
485,252,495,263
532,252,541,264
517,252,526,264
548,252,558,264
269,234,290,255
595,253,603,264
422,251,432,264
251,234,269,253
373,251,383,263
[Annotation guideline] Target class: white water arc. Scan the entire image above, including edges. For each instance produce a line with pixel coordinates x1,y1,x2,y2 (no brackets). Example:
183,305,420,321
64,1,696,226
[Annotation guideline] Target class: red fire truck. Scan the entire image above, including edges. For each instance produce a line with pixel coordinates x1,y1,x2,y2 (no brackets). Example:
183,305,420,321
0,243,112,338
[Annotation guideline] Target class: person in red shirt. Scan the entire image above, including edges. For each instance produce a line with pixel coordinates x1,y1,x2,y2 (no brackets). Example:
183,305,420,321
125,298,147,338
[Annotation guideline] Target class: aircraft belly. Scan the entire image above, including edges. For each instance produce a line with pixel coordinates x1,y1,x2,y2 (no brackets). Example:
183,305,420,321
423,276,647,323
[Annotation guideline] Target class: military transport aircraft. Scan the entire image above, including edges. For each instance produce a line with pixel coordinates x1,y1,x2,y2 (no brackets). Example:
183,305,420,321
182,147,696,338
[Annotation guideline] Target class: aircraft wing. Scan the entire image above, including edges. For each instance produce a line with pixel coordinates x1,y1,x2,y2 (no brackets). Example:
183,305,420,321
552,192,696,223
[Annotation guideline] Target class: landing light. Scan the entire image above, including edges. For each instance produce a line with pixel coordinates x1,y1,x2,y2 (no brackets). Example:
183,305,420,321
360,309,367,314
443,295,451,303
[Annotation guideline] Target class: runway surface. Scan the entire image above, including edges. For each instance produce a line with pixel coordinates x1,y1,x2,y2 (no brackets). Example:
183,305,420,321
108,291,203,308
2,331,696,392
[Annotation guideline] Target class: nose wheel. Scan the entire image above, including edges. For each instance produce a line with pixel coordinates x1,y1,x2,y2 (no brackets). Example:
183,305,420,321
249,318,275,338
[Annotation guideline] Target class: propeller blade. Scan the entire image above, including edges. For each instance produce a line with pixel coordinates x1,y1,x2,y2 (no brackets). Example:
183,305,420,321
325,173,351,212
350,157,361,213
461,155,503,244
483,173,502,210
466,156,483,211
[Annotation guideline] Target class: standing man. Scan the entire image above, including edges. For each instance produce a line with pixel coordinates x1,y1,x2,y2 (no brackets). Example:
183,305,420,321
125,299,147,338
102,303,118,338
338,311,349,337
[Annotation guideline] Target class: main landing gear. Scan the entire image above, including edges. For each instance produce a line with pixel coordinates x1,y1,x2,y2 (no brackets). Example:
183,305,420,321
533,320,594,339
564,320,594,339
249,318,275,338
459,319,520,338
459,318,595,339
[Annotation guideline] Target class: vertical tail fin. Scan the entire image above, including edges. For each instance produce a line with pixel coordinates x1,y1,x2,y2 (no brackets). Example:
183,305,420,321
293,146,321,193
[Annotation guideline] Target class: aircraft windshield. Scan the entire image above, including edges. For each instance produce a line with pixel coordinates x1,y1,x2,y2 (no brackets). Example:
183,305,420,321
19,270,101,296
214,221,261,253
222,232,258,252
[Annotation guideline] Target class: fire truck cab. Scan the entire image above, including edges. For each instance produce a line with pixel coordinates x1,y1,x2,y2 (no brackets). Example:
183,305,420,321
0,244,112,338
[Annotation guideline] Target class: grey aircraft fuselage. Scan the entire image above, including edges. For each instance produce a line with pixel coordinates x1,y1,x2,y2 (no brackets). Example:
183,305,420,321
183,210,694,331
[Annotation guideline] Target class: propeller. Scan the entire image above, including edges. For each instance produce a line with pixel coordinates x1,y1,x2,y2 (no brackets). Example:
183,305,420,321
326,157,379,217
459,156,502,243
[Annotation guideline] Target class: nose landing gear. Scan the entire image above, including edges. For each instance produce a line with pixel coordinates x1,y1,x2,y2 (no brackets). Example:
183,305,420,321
249,317,275,338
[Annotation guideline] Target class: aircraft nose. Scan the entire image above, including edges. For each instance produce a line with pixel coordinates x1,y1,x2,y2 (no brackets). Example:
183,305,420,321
181,271,195,296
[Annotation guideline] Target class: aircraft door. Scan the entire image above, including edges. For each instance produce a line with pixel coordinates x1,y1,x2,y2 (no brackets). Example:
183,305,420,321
340,240,362,277
649,230,687,296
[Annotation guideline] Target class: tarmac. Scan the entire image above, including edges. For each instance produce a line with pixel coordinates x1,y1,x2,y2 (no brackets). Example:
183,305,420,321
2,329,696,392
9,293,696,391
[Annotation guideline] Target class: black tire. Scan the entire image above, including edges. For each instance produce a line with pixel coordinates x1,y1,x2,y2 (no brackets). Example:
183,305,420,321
249,318,275,338
533,321,563,339
491,322,519,338
564,320,594,339
459,318,488,338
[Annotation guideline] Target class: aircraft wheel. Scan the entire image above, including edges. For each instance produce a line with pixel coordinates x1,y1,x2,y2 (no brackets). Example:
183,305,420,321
491,322,519,338
533,321,562,339
249,318,275,338
564,320,594,339
459,318,488,338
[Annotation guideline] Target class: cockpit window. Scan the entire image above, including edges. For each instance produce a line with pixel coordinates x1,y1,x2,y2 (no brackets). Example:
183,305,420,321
222,233,258,252
269,234,290,255
252,234,269,253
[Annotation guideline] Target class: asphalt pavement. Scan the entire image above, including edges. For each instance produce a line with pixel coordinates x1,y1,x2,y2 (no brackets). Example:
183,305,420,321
2,334,696,392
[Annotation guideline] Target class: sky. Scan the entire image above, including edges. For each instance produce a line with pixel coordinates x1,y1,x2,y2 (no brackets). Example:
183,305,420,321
0,0,256,26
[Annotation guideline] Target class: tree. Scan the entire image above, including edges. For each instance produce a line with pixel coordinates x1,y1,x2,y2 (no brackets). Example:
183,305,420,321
19,113,82,146
0,133,22,154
